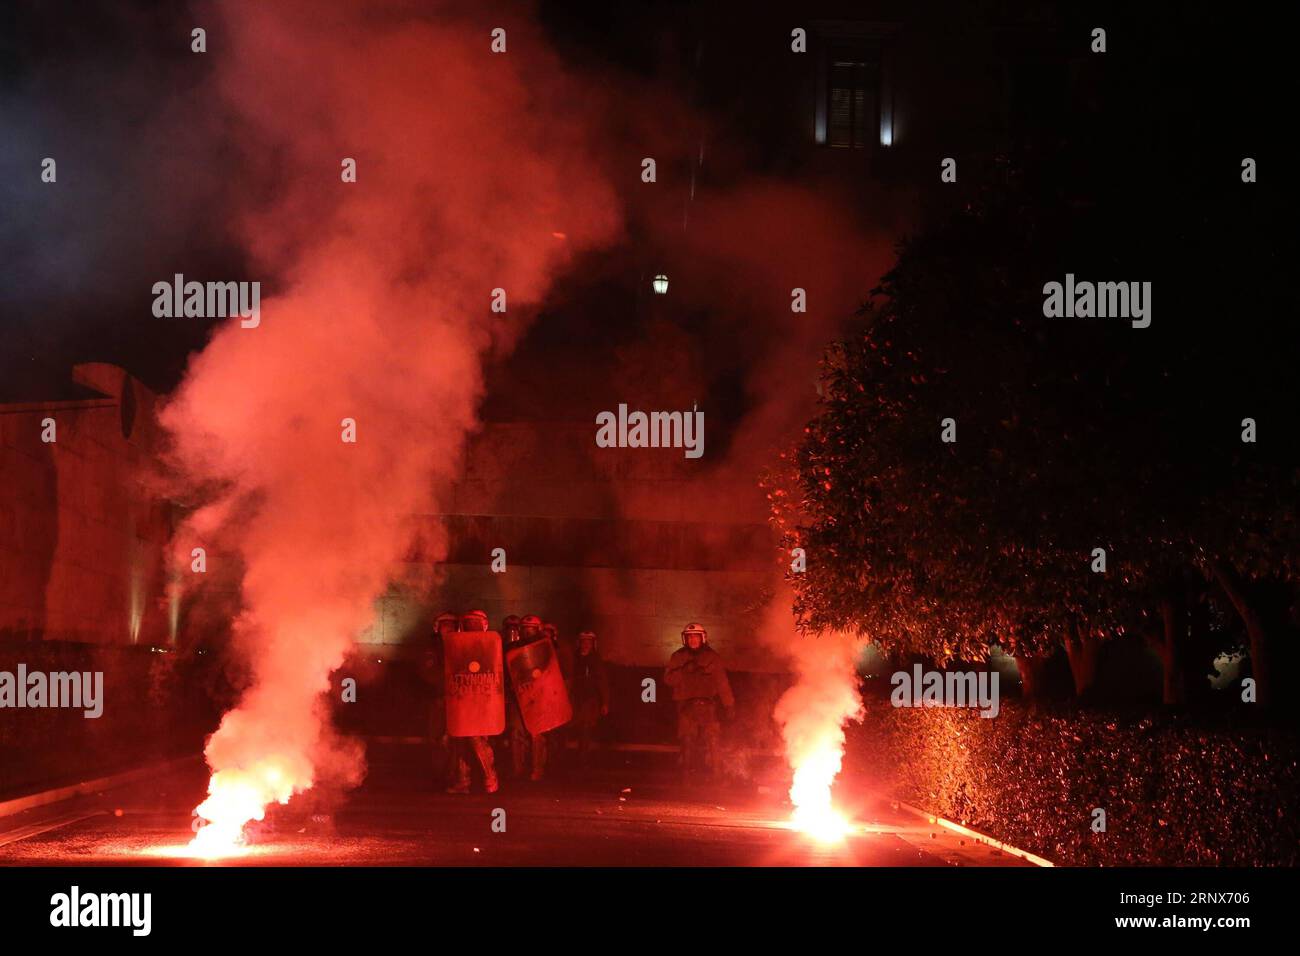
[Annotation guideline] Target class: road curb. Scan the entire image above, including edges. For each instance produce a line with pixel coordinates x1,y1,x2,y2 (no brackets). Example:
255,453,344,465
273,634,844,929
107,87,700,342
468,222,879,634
894,800,1055,867
0,755,199,820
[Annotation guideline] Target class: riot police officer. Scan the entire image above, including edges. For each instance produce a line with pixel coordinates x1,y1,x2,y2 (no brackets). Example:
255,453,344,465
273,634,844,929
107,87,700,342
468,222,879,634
446,610,500,794
663,622,734,783
419,611,458,784
569,630,610,768
507,613,551,781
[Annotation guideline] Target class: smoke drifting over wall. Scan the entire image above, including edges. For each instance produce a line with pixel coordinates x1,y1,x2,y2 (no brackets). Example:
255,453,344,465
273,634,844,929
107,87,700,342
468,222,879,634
160,0,619,841
6,0,893,831
577,174,894,667
648,180,893,513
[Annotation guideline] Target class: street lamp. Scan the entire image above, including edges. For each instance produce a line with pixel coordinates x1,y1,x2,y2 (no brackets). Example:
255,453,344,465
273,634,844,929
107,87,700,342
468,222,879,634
651,274,669,295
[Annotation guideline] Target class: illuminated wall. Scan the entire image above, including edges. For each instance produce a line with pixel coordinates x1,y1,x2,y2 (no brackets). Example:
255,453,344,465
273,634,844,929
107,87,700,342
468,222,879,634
371,421,783,669
0,364,171,646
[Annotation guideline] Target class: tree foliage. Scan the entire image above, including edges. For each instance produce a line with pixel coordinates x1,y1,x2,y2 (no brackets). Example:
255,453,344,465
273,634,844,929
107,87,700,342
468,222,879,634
770,156,1295,689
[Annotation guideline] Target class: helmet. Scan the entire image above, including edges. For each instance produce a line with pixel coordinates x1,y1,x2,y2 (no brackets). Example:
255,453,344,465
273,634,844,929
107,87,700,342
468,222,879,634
460,610,489,632
502,615,522,644
577,630,597,653
520,614,543,639
434,611,459,636
542,622,558,642
681,622,707,646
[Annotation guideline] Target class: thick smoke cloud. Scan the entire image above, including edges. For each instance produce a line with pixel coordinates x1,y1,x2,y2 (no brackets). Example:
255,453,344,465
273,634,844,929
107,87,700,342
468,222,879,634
581,173,894,669
647,180,894,517
5,0,890,834
161,0,619,843
763,585,865,825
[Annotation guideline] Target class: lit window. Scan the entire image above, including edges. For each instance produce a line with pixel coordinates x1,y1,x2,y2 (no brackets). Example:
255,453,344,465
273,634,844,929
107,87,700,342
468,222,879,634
812,23,895,150
827,52,879,149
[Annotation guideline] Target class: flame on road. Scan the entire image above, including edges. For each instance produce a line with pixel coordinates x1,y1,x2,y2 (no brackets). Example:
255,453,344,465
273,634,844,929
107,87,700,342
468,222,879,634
789,746,855,843
771,626,865,844
187,760,299,857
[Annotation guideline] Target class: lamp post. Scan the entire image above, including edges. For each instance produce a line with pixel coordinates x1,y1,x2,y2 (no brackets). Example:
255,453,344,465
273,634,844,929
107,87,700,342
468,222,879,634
651,273,669,296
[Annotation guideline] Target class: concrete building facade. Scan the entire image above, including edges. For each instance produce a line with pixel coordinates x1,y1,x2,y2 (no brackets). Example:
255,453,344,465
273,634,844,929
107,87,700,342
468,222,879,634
0,363,173,648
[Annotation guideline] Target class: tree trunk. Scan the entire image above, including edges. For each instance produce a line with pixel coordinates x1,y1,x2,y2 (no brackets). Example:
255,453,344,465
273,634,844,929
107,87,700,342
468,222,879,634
1208,558,1273,707
1184,579,1215,708
1064,622,1101,699
1014,654,1051,701
1151,596,1186,707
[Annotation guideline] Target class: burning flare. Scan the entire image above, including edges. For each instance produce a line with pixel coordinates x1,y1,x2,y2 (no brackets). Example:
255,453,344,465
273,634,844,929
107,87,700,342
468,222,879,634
788,739,854,843
159,0,619,856
190,761,298,855
771,620,865,843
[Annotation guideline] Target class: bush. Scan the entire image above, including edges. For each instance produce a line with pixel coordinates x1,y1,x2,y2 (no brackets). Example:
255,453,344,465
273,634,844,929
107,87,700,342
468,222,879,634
843,698,1300,866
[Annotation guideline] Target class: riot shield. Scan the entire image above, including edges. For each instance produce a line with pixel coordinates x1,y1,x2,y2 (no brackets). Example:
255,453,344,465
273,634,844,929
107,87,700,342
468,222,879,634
443,630,505,737
506,639,572,735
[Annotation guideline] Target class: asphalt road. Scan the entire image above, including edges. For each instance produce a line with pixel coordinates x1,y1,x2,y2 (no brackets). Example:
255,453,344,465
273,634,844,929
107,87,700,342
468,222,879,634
0,745,1032,867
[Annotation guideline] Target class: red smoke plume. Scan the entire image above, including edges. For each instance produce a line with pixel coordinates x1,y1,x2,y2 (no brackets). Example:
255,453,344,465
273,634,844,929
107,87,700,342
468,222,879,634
764,589,865,841
161,0,619,851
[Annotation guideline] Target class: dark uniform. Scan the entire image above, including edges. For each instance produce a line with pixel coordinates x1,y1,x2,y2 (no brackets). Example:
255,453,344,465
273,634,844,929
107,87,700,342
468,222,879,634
568,630,610,767
419,611,457,784
506,614,550,780
663,623,734,782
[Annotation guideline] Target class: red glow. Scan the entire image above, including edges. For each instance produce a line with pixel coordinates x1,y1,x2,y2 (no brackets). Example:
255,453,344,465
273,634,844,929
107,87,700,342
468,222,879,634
161,0,621,842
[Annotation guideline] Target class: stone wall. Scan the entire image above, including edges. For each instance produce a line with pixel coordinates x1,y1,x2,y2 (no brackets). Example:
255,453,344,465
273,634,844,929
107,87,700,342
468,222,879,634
0,364,173,647
1,372,782,669
367,421,786,668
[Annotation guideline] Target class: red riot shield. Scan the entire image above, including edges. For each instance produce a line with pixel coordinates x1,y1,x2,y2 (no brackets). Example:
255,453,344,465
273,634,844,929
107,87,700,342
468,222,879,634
506,639,572,734
443,631,505,737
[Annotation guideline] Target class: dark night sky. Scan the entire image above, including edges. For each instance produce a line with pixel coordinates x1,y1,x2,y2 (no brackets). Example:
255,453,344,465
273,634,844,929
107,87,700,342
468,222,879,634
0,0,1285,429
0,0,703,402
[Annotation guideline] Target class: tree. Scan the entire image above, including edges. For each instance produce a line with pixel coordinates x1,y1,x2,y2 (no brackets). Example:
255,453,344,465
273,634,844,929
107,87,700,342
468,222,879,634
770,153,1295,707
